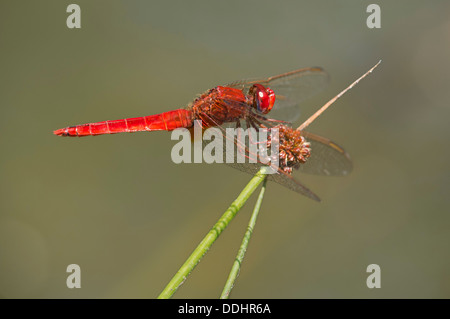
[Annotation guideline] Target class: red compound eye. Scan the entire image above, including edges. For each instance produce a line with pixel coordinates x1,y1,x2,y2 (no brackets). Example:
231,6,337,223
250,84,276,114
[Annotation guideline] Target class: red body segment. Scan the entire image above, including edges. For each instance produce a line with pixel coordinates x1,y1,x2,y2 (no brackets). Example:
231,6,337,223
54,109,193,137
191,86,250,128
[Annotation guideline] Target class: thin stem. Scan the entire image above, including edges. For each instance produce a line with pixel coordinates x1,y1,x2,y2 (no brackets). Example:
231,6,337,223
297,60,381,131
220,178,267,299
157,166,271,299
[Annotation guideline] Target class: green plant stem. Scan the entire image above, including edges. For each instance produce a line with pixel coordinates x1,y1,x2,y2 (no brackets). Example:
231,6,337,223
220,178,267,299
157,166,271,299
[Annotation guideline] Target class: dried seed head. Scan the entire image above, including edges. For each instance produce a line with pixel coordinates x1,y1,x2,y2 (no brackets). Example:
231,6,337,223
267,125,311,174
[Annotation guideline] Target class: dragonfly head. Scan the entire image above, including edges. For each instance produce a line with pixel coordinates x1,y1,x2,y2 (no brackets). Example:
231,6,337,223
249,84,276,114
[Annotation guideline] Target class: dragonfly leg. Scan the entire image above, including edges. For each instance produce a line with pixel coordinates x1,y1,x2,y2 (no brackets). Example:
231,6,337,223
251,113,289,125
246,118,268,146
234,119,247,159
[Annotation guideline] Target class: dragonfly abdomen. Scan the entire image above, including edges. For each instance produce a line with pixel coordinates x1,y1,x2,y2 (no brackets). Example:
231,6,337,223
53,109,193,137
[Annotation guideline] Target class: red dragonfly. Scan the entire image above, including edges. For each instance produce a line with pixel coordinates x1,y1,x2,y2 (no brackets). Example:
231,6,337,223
54,62,380,200
53,67,328,137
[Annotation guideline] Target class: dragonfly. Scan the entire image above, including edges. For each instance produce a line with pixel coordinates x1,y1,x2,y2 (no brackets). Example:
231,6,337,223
53,62,380,200
53,67,328,137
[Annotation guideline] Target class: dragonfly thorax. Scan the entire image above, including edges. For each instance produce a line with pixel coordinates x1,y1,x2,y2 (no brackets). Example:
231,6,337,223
190,86,253,128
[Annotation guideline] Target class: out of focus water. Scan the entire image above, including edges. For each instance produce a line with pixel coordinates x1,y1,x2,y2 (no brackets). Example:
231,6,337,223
1,1,449,298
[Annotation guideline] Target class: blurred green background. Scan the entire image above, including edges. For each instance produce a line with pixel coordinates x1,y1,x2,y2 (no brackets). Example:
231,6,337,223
1,0,449,298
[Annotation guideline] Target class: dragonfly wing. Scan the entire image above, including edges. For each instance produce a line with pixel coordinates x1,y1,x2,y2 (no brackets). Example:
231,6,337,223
196,112,321,201
225,162,320,201
227,67,329,122
299,131,352,176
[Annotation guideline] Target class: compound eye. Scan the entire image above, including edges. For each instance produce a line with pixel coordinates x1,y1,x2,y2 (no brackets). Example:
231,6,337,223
250,84,275,114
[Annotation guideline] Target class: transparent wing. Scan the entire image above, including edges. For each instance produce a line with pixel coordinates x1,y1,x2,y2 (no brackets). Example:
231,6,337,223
198,119,321,201
227,67,329,122
299,131,352,176
226,162,321,201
